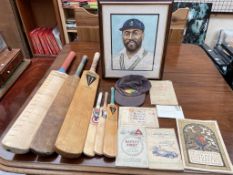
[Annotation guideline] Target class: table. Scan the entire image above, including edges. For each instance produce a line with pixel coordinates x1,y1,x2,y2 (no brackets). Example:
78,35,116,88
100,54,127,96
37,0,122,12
0,42,233,175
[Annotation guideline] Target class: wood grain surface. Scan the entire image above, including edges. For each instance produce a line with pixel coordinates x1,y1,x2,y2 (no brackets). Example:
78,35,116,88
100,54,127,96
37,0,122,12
0,42,233,175
55,53,100,158
30,56,87,155
1,52,75,154
103,104,118,158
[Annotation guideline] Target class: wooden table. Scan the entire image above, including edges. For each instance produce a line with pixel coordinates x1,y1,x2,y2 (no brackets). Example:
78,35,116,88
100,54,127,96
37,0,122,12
0,42,233,175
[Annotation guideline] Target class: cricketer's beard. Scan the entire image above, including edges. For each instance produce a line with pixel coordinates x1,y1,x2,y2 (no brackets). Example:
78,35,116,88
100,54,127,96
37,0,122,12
124,39,142,53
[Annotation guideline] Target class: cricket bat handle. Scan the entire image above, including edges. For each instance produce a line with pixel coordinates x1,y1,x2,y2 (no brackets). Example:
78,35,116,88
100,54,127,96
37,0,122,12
75,55,88,77
111,87,115,104
90,52,100,73
58,51,76,73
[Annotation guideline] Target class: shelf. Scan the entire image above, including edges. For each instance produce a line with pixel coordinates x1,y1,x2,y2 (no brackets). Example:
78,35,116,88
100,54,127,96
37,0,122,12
67,29,77,33
63,6,79,9
15,0,64,57
58,0,98,43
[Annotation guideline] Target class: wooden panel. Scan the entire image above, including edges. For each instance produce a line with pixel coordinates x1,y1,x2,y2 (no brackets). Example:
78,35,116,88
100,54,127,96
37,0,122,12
52,0,65,45
77,27,99,42
169,8,189,43
75,8,99,26
15,0,36,34
75,8,99,42
30,0,57,27
0,0,29,57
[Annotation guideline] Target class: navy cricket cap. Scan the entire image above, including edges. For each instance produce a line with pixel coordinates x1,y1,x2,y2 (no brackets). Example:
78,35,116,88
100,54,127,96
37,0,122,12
115,75,151,106
119,18,145,32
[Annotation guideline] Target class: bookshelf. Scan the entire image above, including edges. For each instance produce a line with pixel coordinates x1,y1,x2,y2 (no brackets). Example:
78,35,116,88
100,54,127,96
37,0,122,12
57,0,78,43
57,1,98,43
15,0,64,57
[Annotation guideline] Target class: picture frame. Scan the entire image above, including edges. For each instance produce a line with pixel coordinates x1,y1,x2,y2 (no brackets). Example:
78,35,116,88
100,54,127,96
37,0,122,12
0,32,8,53
98,0,172,79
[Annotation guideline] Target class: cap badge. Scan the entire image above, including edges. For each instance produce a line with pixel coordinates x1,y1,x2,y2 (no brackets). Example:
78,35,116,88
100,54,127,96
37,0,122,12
129,20,134,26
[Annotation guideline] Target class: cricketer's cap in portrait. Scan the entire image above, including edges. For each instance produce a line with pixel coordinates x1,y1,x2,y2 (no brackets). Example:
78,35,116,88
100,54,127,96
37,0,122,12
119,18,145,32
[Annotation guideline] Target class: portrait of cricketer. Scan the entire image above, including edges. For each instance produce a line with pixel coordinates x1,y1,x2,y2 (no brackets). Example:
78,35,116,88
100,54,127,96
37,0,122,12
112,18,154,71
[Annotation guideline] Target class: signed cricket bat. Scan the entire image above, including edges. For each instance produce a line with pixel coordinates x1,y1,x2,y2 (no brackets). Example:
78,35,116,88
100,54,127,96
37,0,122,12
1,51,76,154
83,92,103,157
30,55,88,155
55,52,100,158
94,91,108,155
103,87,118,158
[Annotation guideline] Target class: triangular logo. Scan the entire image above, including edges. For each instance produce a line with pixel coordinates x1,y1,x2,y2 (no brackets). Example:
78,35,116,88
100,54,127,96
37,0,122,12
86,74,96,86
135,129,143,135
110,106,116,114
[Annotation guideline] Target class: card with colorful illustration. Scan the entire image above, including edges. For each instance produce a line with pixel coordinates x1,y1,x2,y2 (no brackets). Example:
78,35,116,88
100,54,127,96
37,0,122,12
177,119,233,174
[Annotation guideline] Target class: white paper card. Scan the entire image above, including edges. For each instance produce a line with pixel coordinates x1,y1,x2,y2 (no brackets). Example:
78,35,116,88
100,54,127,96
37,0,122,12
146,128,183,170
119,107,159,128
156,105,184,119
150,80,178,105
116,126,148,168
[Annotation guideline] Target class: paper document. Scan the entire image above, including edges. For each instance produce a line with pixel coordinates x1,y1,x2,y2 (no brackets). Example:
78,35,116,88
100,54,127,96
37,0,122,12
177,119,233,174
119,107,159,128
116,126,148,168
156,105,185,119
150,80,178,105
146,128,183,170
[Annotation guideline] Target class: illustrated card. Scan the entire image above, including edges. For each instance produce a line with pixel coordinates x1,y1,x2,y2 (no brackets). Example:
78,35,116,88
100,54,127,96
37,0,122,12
119,107,159,128
146,128,183,170
177,119,233,174
150,80,178,105
116,126,148,168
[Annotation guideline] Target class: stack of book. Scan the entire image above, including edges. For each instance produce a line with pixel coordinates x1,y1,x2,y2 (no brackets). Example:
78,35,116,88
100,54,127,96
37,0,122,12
62,0,97,9
62,0,80,8
66,18,77,30
29,27,62,56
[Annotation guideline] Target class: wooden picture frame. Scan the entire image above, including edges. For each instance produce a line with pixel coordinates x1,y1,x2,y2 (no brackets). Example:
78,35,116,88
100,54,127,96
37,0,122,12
98,0,172,79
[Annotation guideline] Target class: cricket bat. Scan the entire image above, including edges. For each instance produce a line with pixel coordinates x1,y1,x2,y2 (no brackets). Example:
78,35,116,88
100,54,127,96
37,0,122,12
1,51,76,154
55,52,100,158
94,91,108,155
30,55,88,155
103,87,118,158
83,92,103,157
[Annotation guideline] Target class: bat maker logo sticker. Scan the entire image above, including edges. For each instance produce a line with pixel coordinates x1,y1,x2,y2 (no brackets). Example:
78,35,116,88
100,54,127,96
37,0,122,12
110,106,116,114
86,73,96,86
91,109,100,124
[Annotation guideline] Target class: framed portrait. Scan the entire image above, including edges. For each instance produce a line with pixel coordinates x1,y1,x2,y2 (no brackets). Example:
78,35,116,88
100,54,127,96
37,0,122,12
0,32,8,53
98,0,172,79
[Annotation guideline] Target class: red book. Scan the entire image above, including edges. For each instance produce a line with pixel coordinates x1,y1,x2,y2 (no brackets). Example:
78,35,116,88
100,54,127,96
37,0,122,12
38,28,50,55
33,28,44,55
44,28,57,55
48,28,61,54
29,28,40,54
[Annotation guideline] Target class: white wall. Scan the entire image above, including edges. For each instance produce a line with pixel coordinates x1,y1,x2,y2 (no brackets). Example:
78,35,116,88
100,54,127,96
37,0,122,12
205,14,233,48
